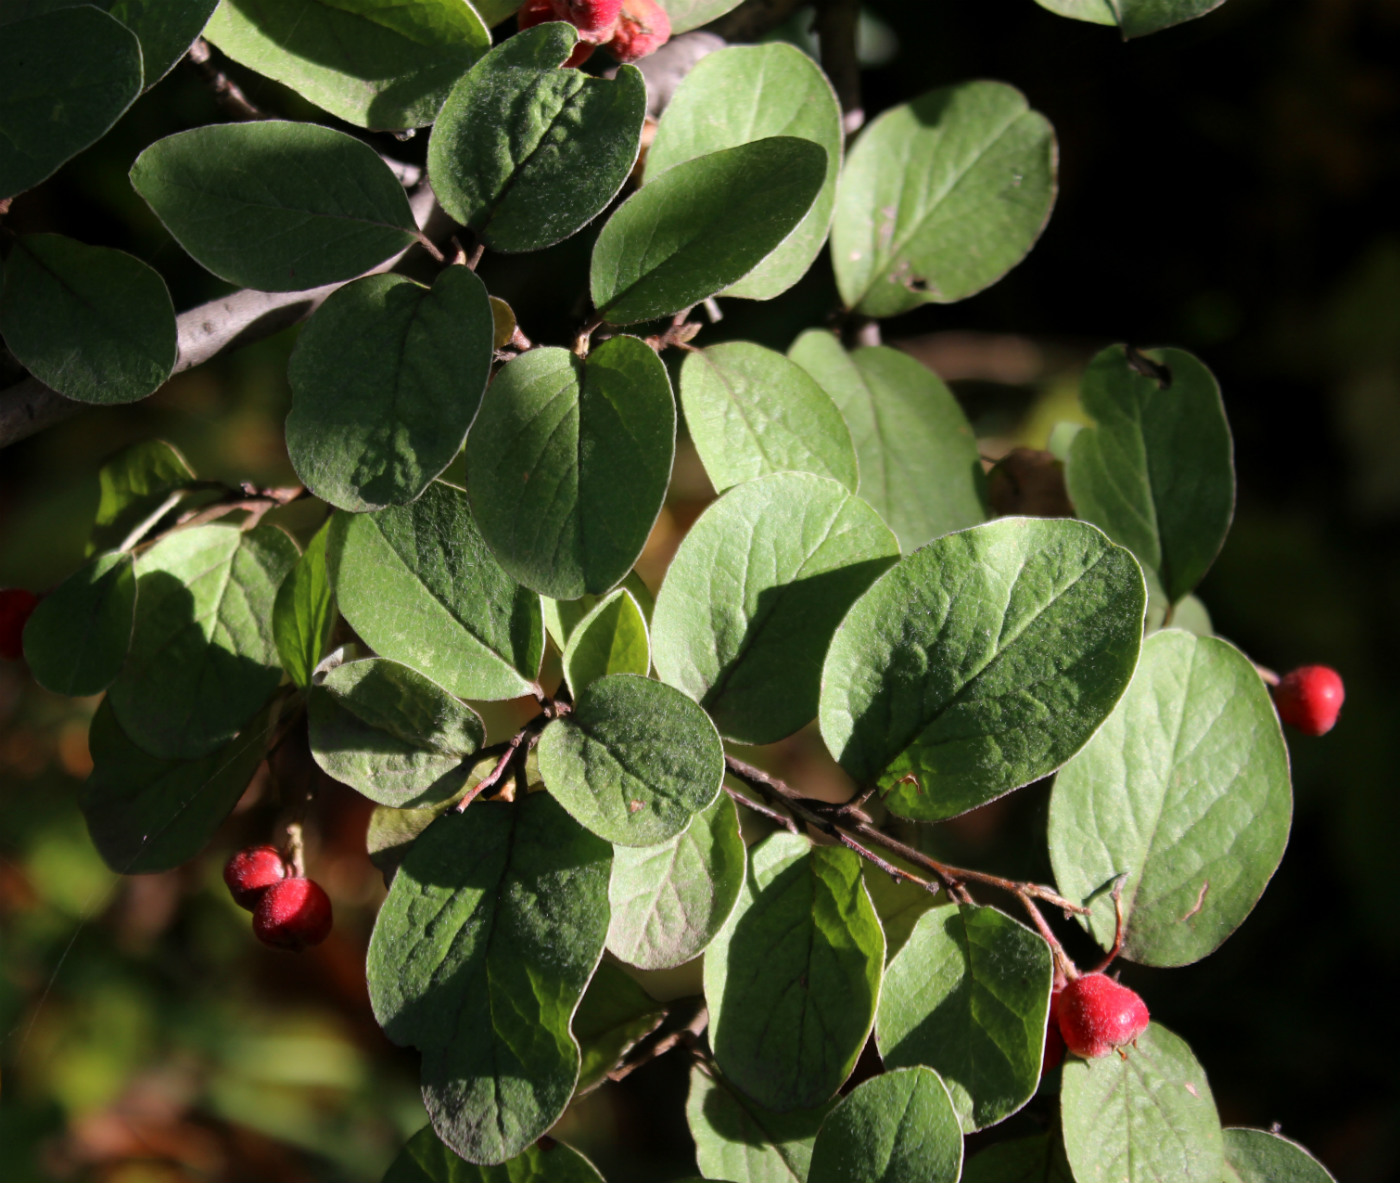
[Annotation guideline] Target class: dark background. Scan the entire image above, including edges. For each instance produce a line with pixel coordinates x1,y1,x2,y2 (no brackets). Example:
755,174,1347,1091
2,0,1398,1179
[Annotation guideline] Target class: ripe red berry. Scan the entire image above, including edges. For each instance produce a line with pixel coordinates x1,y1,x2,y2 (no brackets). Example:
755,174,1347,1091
0,588,41,662
253,877,333,951
517,0,599,65
1056,972,1150,1059
558,0,623,42
1041,987,1065,1075
223,845,288,910
1272,665,1345,736
607,0,671,63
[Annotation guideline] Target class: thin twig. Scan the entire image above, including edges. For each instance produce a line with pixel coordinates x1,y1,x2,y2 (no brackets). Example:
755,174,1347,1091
188,38,267,121
723,782,799,833
608,1005,709,1083
454,715,551,812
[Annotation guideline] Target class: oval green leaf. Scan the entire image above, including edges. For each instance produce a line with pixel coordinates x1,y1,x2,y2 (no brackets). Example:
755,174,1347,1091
544,569,654,652
368,793,611,1165
962,1131,1074,1183
429,23,645,253
875,904,1053,1132
704,834,884,1112
1222,1128,1335,1183
308,658,485,808
607,791,746,970
1060,1023,1224,1183
591,136,827,325
660,0,746,34
0,234,176,405
571,960,666,1094
645,43,842,301
129,122,419,291
807,1067,963,1183
1034,0,1230,38
0,6,142,200
204,0,489,130
383,1124,605,1182
272,519,335,690
538,673,725,846
328,482,544,701
819,517,1146,820
861,861,938,963
562,587,650,697
287,267,494,511
22,551,135,696
679,344,858,494
686,1062,832,1183
832,81,1056,317
80,698,275,873
106,523,298,760
651,472,898,745
466,338,675,600
1048,629,1292,967
1065,345,1234,605
10,0,221,85
788,332,987,551
91,438,195,552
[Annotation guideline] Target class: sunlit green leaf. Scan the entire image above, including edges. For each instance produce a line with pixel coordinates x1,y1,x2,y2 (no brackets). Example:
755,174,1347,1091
1222,1128,1335,1183
1034,0,1231,38
562,588,650,697
686,1062,832,1183
272,520,335,690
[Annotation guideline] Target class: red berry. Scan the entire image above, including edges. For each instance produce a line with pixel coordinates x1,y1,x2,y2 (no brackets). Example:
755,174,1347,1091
1272,665,1345,736
517,0,599,64
253,877,333,951
0,588,41,662
1056,973,1150,1059
223,845,288,910
607,0,671,63
1041,987,1065,1075
558,0,623,42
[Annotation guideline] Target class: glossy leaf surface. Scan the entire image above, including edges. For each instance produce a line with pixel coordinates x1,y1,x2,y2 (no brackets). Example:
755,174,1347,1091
23,552,135,696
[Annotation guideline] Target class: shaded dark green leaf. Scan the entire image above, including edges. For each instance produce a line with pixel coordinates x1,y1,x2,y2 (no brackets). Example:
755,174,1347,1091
686,1062,832,1183
382,1123,604,1182
2,1,219,84
571,960,666,1094
962,1131,1074,1183
22,551,135,696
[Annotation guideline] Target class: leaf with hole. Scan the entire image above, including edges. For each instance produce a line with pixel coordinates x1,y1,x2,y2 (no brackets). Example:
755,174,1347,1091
429,23,645,253
820,517,1145,821
832,81,1056,317
1049,630,1291,967
130,122,420,291
652,472,897,745
286,267,494,511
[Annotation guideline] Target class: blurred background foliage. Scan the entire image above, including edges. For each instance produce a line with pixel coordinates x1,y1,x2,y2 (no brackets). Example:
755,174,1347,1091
3,0,1400,1179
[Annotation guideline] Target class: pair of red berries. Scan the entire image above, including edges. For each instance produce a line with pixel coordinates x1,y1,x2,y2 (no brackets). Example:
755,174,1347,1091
518,0,671,67
224,846,332,950
1042,972,1151,1072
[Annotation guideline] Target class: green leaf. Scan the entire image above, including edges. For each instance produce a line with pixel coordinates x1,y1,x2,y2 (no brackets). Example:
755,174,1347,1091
204,0,489,129
383,1124,605,1182
860,862,938,963
1167,593,1212,637
0,6,142,200
544,569,654,652
788,332,987,551
962,1132,1074,1183
1222,1128,1335,1183
807,1067,963,1183
562,588,650,697
538,673,725,846
272,520,335,690
368,794,611,1165
1060,1023,1223,1183
328,482,544,701
832,81,1056,318
660,0,746,34
1033,0,1231,38
466,338,675,600
308,658,485,808
22,551,135,696
571,960,666,1094
286,267,494,511
129,121,419,291
705,833,884,1112
679,344,858,493
686,1062,832,1183
591,137,827,325
93,439,194,535
0,234,176,405
819,518,1145,820
1065,346,1234,605
428,24,646,253
645,43,842,301
607,792,746,970
651,472,898,745
876,904,1053,1132
80,699,275,873
1048,630,1291,967
106,523,298,760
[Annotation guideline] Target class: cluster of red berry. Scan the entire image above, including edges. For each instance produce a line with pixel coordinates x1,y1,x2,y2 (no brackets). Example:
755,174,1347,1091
518,0,671,68
224,845,333,951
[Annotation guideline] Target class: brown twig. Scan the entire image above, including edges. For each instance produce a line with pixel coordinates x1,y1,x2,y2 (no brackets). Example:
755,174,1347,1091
722,782,798,833
608,1004,709,1083
188,38,268,121
815,0,864,135
454,715,551,812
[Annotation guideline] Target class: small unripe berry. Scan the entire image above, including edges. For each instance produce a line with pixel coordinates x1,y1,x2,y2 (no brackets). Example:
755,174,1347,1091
253,877,333,951
1056,972,1150,1059
1272,665,1345,736
607,0,671,63
223,845,288,910
0,588,41,662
